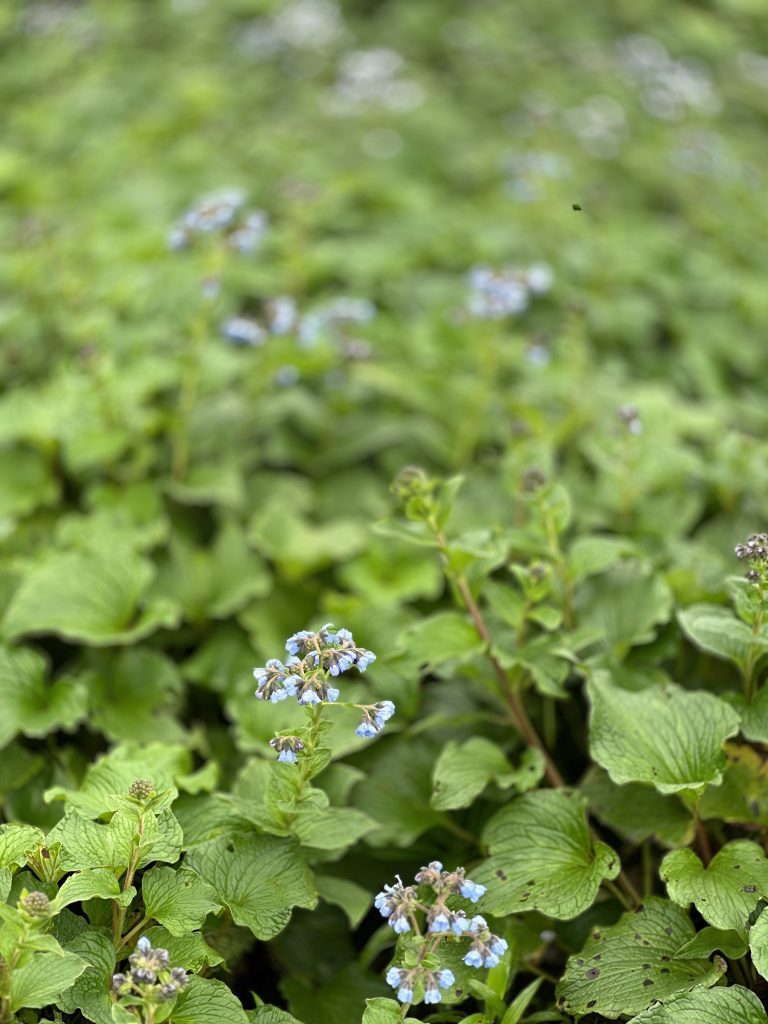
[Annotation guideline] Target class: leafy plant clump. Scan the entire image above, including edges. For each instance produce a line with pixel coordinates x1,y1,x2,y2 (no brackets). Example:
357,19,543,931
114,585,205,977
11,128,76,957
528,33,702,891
5,0,768,1021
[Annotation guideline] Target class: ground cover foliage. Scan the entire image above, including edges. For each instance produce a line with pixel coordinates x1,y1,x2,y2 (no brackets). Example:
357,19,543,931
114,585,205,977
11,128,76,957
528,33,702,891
3,0,768,1020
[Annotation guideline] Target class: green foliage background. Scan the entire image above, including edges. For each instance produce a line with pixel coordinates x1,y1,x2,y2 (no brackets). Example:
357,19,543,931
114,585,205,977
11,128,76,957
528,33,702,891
4,0,768,1021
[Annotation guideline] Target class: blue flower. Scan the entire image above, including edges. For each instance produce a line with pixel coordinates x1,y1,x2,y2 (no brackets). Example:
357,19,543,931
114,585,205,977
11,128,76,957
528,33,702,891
391,914,410,934
285,630,315,656
386,967,404,988
424,982,441,1004
436,969,455,989
356,649,376,671
277,749,298,764
222,317,266,347
463,948,483,969
459,879,487,903
429,911,450,933
356,701,395,739
269,735,305,763
298,689,322,706
373,700,395,726
489,936,508,957
326,686,340,702
396,984,414,1004
355,721,378,738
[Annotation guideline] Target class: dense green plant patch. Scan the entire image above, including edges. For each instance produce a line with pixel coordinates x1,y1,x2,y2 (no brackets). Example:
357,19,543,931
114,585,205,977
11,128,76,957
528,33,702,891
4,0,768,1020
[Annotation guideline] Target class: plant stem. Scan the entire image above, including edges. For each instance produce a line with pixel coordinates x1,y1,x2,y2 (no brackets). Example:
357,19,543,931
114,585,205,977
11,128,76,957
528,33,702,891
116,915,150,953
695,815,712,866
603,879,633,912
113,811,145,947
428,519,564,788
539,493,575,631
617,870,642,908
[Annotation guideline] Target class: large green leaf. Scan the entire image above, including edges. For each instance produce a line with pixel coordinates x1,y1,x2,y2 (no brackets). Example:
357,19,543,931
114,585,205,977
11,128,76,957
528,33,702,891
474,789,620,919
10,948,88,1012
140,927,224,973
170,976,248,1024
0,823,45,870
748,905,768,981
58,930,115,1024
0,647,87,749
361,998,421,1023
587,674,740,793
397,611,483,667
699,743,768,825
83,648,187,744
2,548,179,645
662,840,768,939
678,605,768,676
185,834,317,940
556,898,727,1019
152,521,271,623
141,866,222,935
627,986,768,1023
581,768,694,847
432,740,544,811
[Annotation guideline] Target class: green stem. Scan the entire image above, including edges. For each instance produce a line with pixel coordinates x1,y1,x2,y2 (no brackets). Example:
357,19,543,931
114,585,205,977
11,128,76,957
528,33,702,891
603,879,633,912
427,518,564,788
539,495,575,631
116,915,150,954
113,811,145,948
744,599,766,702
170,247,225,481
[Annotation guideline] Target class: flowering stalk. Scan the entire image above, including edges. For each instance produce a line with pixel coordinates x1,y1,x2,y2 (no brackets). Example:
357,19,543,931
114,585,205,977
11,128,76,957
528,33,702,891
112,779,155,949
111,936,189,1023
734,533,768,700
374,861,507,1011
255,625,395,783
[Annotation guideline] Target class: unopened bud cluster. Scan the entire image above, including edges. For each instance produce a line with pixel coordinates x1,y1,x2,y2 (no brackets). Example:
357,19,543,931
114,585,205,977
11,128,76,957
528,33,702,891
18,890,51,920
255,625,395,757
735,533,768,583
128,778,156,802
617,404,643,435
375,861,507,1005
111,936,189,1004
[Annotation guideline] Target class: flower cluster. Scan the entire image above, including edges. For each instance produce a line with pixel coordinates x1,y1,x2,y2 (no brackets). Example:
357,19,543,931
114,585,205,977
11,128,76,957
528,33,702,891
466,263,553,320
375,861,507,1005
168,190,268,253
255,625,395,757
221,295,375,352
735,533,768,584
617,403,643,435
222,296,300,348
111,936,189,1004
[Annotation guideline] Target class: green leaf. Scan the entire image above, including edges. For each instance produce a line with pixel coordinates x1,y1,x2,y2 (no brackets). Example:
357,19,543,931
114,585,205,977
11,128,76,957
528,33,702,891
247,1008,304,1024
676,926,747,960
349,738,444,846
678,605,768,675
10,948,88,1012
0,823,45,870
140,927,224,972
626,985,768,1023
581,768,694,847
362,997,421,1023
51,868,124,911
474,789,620,919
398,612,483,667
662,840,768,939
186,834,317,940
316,876,371,929
83,648,187,744
169,976,248,1024
587,674,740,793
58,930,115,1024
0,447,59,520
431,739,544,810
501,977,543,1024
699,743,768,825
291,805,376,852
152,521,271,623
46,742,189,818
748,904,768,981
141,866,222,935
3,548,179,646
0,647,87,749
555,897,727,1019
737,686,768,743
51,808,182,873
579,564,672,658
567,536,634,583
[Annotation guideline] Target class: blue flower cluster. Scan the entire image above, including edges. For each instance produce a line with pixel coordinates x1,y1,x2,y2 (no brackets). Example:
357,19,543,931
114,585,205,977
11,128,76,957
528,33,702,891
168,190,268,253
221,296,300,348
255,625,395,758
466,263,553,319
374,861,508,1005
